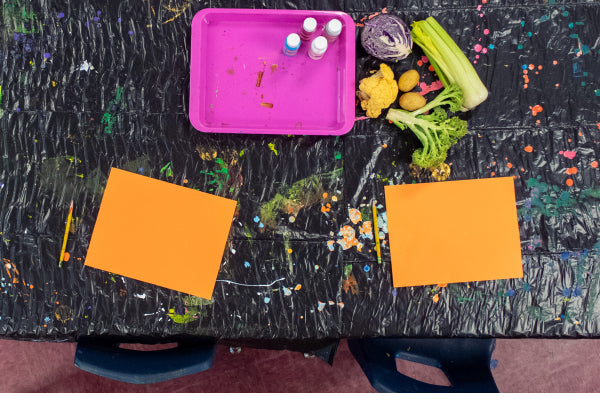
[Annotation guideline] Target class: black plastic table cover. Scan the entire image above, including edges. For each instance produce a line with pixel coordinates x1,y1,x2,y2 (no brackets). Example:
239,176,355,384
1,0,599,342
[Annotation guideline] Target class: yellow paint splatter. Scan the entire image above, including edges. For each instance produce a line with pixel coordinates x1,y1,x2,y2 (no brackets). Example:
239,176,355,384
287,248,293,254
268,143,278,155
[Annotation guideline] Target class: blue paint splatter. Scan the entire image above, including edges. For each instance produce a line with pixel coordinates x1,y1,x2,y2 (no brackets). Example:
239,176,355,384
244,261,251,268
363,265,370,272
117,18,122,23
507,289,515,297
488,44,495,50
264,297,270,304
94,17,99,22
562,288,571,297
282,287,291,296
253,216,260,223
58,12,65,18
560,252,571,261
44,316,51,323
128,30,134,35
573,287,582,297
490,359,499,369
522,64,528,70
43,52,51,59
258,222,264,228
317,301,325,311
523,283,531,292
138,167,145,173
392,288,397,297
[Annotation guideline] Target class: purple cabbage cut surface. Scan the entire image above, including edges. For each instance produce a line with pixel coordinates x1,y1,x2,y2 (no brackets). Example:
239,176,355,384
361,14,412,61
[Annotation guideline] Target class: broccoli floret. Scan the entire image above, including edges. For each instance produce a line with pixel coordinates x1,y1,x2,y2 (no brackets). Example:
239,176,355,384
386,83,467,169
386,106,468,169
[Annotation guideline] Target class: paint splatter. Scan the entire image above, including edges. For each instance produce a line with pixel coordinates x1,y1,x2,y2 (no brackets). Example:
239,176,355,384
348,208,362,224
524,145,534,153
264,297,271,304
244,261,251,268
566,167,578,175
337,225,362,251
591,161,598,168
529,105,543,116
317,301,326,311
418,80,444,95
560,150,576,159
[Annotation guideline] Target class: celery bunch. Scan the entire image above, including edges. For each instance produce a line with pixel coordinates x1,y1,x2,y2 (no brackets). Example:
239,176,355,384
411,17,488,111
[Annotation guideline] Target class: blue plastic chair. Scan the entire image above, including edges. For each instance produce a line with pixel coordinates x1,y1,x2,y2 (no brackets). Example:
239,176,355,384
74,338,216,384
348,338,499,393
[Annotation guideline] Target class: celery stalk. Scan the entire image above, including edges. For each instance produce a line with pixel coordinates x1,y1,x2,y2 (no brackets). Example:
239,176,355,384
411,17,488,111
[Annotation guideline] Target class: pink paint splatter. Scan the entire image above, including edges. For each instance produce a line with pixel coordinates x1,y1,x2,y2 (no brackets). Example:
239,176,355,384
560,150,576,159
474,44,483,52
482,48,488,54
418,80,444,95
483,29,490,35
477,4,482,10
355,116,370,121
421,56,429,64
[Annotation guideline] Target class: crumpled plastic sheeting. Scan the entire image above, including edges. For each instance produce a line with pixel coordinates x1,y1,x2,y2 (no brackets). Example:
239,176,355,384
0,0,599,342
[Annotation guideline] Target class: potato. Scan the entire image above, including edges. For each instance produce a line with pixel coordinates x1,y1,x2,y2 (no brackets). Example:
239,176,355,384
399,92,427,111
397,69,420,92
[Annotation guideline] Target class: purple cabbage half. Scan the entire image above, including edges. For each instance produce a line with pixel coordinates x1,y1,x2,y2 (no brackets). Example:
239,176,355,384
361,14,413,61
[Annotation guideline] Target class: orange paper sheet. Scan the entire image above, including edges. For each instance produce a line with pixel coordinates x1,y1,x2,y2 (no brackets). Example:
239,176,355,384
384,177,523,287
85,168,237,299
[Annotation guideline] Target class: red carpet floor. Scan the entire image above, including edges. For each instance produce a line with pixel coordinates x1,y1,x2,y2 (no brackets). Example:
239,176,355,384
1,338,599,392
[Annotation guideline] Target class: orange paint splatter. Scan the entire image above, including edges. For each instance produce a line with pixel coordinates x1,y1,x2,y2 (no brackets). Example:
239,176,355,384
566,178,574,186
382,144,388,148
523,70,528,75
428,65,435,72
491,172,496,176
507,162,513,169
29,284,34,289
417,60,423,67
524,145,533,153
553,60,558,65
528,64,535,70
348,208,362,224
591,161,598,168
538,65,543,70
437,283,447,288
63,252,70,262
578,132,583,136
555,83,560,87
432,294,439,303
287,248,293,254
295,284,301,291
529,105,543,116
566,167,578,175
322,192,328,199
337,226,361,251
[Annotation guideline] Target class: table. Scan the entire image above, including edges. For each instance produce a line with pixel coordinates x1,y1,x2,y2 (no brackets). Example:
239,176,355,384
1,0,599,343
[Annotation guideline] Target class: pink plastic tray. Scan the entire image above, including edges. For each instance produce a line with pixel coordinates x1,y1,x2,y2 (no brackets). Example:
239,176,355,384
189,8,356,135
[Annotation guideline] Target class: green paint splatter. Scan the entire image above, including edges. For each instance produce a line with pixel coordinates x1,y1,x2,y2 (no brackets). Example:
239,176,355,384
160,162,173,178
259,168,343,228
100,87,125,134
167,296,215,324
334,152,342,160
344,264,353,278
199,157,229,191
2,0,38,34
